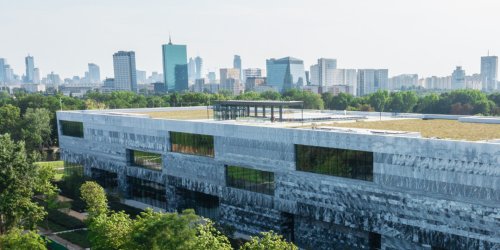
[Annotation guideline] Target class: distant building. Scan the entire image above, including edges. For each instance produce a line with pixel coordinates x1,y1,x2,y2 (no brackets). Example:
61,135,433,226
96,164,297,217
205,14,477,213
195,56,203,80
332,69,357,96
23,83,45,93
389,74,418,90
266,57,306,92
25,55,35,83
220,68,240,85
88,63,101,84
33,68,40,84
451,66,466,90
424,76,451,90
245,77,266,92
102,78,115,93
207,72,216,84
136,70,147,84
220,68,242,95
162,38,188,91
0,58,5,83
357,69,388,96
113,51,137,92
188,57,196,83
310,58,337,87
480,56,498,91
465,74,482,90
243,68,262,84
324,85,351,96
191,78,205,93
233,55,242,81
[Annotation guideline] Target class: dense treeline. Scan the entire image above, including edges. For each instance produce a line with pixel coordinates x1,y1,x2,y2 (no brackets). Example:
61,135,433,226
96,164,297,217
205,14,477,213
0,89,499,156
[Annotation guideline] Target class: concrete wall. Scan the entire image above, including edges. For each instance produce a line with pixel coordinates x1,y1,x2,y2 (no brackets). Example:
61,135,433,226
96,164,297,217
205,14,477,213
57,110,500,249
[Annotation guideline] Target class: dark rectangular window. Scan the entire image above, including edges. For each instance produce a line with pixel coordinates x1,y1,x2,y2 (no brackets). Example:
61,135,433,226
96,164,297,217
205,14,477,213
226,165,274,195
129,150,162,171
127,176,166,209
295,144,373,181
170,132,214,157
177,188,220,220
91,168,118,191
60,120,84,138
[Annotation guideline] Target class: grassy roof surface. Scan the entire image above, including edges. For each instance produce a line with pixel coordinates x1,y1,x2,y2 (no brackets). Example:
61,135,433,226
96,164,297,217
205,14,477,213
323,119,500,141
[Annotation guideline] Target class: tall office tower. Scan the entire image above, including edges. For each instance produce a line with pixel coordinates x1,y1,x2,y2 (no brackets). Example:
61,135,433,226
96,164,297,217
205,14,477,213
0,58,5,83
233,55,242,81
451,66,466,90
195,56,203,79
389,74,419,90
136,70,147,84
162,38,188,91
357,69,388,96
309,58,337,86
207,71,216,84
88,63,101,84
113,51,137,92
46,71,61,86
220,68,242,95
188,57,196,82
310,64,320,85
480,55,498,91
3,64,13,83
332,69,358,96
266,57,306,92
33,68,40,84
242,68,262,83
25,55,35,83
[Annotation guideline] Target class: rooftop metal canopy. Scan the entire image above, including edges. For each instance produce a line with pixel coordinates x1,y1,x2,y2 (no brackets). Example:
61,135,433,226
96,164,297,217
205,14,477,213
213,100,304,122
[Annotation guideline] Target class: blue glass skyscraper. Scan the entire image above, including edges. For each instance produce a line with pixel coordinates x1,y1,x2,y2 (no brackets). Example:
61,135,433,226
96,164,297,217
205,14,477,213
266,57,306,92
162,37,188,92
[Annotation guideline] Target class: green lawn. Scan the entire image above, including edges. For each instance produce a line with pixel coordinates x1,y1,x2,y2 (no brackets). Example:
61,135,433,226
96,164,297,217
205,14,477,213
35,161,64,181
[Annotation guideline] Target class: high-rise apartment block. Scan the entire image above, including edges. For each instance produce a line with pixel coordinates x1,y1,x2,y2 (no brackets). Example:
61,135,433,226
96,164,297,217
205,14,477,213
162,38,188,91
480,55,498,91
310,58,337,86
357,69,388,96
332,69,357,96
195,56,203,80
113,51,137,92
233,55,242,81
88,63,101,84
25,55,35,83
0,58,5,83
389,74,419,90
451,66,466,90
266,57,306,92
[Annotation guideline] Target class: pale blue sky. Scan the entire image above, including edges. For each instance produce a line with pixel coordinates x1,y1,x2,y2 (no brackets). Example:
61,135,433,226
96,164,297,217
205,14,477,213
1,0,499,79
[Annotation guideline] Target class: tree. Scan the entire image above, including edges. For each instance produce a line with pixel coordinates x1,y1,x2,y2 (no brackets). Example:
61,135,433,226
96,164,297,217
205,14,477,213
260,91,281,100
88,212,132,250
0,134,56,233
127,209,201,250
368,90,389,112
0,228,47,250
0,104,21,139
240,231,298,250
193,221,232,250
283,89,324,109
21,108,52,152
80,181,108,218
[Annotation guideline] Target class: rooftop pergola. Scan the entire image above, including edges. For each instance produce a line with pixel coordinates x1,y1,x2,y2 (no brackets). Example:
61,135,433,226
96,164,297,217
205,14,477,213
213,100,304,122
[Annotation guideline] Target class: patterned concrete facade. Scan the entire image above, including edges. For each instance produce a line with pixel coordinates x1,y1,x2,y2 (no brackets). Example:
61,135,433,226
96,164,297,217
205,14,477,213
57,109,500,250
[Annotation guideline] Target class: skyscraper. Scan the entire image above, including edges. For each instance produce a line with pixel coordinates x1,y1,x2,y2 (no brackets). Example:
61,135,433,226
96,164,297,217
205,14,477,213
220,68,242,95
25,55,35,83
233,55,242,81
357,69,388,96
243,68,262,84
195,56,203,80
188,57,196,82
162,38,188,91
480,55,498,91
0,58,5,83
88,63,101,84
266,57,306,92
451,66,466,90
33,68,40,84
310,58,337,86
332,69,357,96
113,51,137,92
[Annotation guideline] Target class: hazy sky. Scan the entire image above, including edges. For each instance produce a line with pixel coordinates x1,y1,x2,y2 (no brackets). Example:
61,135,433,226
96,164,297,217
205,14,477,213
1,0,499,79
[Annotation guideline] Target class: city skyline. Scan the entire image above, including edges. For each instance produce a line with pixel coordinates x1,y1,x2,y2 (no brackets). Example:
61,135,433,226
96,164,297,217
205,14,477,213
1,0,500,79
